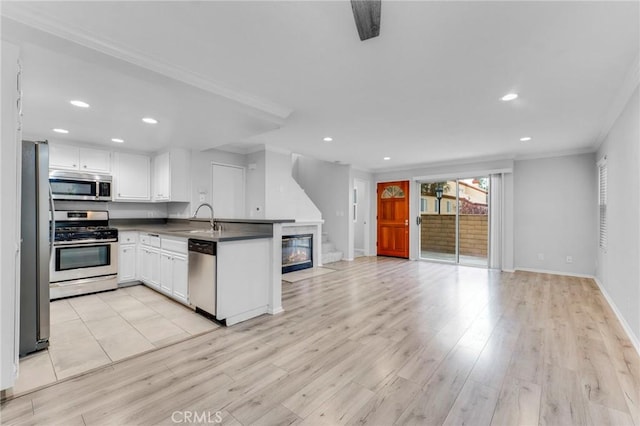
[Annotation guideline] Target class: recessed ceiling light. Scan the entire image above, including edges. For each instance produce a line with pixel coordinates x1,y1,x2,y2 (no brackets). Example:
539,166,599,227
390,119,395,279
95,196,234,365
111,138,124,143
501,93,518,101
323,137,333,142
520,137,532,141
70,100,90,108
383,156,391,161
52,128,69,134
142,117,158,124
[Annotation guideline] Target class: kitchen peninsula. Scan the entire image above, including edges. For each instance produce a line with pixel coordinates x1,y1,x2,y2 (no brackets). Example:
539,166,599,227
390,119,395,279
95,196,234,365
113,218,294,326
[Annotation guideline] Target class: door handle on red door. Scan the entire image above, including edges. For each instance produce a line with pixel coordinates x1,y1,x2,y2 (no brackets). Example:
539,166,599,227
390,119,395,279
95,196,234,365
405,219,409,226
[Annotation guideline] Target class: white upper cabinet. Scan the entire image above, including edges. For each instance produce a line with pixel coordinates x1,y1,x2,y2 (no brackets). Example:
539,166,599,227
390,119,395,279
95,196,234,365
79,148,111,173
152,148,190,202
50,144,111,173
113,152,150,201
153,151,171,201
49,144,78,170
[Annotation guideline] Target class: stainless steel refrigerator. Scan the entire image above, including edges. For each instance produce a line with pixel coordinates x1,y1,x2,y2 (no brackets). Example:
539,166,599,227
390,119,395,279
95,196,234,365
20,140,51,356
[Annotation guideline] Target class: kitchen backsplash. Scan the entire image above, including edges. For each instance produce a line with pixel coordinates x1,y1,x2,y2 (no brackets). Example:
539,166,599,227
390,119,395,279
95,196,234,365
54,200,169,219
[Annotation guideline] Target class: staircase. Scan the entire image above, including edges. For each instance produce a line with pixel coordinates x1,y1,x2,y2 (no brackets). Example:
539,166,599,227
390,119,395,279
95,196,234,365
321,233,343,264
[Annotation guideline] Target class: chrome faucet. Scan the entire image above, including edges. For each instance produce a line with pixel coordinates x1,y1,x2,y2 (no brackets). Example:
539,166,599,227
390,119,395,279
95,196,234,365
192,202,218,231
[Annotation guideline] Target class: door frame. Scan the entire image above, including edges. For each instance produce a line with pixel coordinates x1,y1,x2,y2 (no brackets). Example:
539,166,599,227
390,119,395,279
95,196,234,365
353,178,370,256
376,180,410,258
415,175,491,268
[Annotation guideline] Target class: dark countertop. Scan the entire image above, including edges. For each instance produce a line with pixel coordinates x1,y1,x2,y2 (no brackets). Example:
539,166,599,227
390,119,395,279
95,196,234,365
207,218,295,224
115,223,272,242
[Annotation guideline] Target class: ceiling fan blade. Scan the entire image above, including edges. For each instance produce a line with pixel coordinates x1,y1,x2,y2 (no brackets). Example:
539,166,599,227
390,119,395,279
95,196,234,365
350,0,381,41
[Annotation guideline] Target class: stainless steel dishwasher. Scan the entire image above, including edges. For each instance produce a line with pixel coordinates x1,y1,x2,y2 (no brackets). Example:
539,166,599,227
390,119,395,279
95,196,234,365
188,239,217,319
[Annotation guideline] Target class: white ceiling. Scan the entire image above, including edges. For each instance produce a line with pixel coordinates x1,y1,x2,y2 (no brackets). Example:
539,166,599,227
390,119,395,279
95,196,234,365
2,1,638,171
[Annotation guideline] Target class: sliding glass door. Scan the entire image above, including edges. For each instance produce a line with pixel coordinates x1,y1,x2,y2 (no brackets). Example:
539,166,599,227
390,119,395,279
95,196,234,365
419,177,489,267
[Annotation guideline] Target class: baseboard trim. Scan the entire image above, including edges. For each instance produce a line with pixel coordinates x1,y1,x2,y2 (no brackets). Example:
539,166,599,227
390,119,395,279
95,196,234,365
501,268,516,273
593,277,640,357
224,306,269,326
514,267,595,279
268,306,285,315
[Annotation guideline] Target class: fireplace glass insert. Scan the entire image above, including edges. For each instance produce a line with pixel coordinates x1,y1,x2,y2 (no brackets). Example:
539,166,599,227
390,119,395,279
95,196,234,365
282,234,313,273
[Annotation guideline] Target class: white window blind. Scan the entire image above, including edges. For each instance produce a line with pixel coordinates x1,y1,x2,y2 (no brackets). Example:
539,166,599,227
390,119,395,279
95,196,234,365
598,158,607,249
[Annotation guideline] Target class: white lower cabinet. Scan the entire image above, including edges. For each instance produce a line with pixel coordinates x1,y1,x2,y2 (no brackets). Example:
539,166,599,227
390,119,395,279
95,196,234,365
160,251,188,303
118,244,137,283
138,245,161,290
160,252,173,294
118,231,138,284
136,232,188,304
159,237,189,303
172,256,188,302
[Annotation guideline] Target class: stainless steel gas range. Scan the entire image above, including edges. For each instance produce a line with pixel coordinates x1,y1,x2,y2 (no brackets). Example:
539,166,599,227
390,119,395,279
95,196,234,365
50,210,118,299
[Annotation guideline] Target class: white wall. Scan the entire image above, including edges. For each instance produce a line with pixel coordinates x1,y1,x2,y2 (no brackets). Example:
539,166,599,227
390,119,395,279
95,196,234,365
350,168,375,259
514,153,597,276
55,201,168,219
376,159,515,182
245,150,266,218
596,86,639,347
502,173,515,271
264,149,321,221
188,148,246,219
353,179,367,251
293,156,350,256
1,41,21,390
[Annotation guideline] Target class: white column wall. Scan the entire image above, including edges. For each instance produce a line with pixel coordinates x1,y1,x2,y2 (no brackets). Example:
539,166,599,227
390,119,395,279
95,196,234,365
1,41,21,390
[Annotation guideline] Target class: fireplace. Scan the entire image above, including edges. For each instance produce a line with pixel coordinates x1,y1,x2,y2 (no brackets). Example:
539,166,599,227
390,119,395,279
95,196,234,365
282,234,313,273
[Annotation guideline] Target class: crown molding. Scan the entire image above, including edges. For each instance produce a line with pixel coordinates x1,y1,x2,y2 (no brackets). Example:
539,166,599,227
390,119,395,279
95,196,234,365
1,4,293,121
513,146,596,162
593,53,640,149
372,153,517,175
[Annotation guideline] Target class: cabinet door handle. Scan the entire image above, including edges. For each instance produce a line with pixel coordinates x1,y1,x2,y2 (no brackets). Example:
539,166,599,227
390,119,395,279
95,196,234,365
72,164,77,167
83,165,87,168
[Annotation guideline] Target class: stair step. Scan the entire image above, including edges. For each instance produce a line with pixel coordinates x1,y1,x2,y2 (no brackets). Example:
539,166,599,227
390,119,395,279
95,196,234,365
322,251,343,264
321,242,336,254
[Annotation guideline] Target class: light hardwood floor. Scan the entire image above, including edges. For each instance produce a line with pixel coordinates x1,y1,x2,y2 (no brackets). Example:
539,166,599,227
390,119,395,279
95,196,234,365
1,257,638,425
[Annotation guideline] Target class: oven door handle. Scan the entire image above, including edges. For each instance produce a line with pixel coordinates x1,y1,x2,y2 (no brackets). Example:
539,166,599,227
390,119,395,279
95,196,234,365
53,238,118,246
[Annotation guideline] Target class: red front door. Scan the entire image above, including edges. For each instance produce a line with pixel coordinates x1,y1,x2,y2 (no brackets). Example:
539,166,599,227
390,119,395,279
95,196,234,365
377,180,410,258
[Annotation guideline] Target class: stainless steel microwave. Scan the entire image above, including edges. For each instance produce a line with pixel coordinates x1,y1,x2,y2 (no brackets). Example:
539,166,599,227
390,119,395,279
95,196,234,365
49,170,112,201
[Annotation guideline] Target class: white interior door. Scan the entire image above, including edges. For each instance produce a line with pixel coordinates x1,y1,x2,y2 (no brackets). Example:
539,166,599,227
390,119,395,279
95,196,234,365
211,163,245,219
